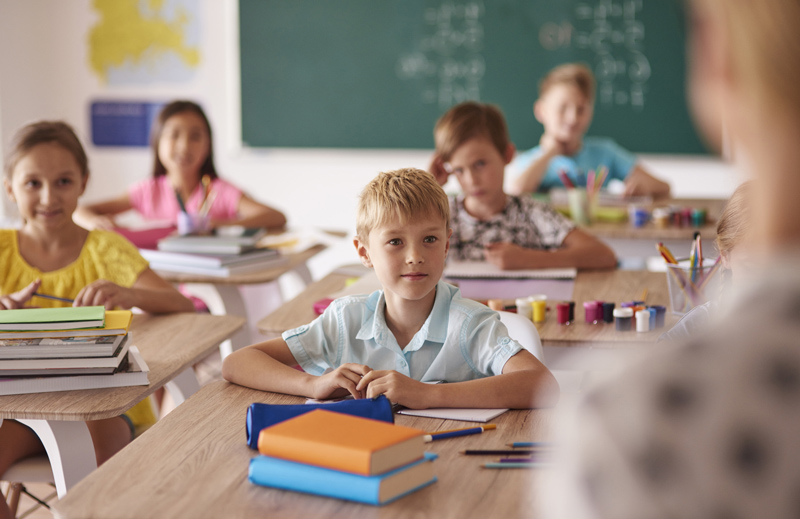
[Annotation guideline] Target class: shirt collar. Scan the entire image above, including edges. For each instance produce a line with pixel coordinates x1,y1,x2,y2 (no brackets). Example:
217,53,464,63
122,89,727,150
354,281,454,349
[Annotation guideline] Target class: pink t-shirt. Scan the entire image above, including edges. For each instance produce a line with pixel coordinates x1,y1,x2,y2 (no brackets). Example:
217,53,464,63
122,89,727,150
128,176,243,223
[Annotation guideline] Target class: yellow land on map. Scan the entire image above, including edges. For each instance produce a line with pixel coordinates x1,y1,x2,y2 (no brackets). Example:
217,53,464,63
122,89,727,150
88,0,200,82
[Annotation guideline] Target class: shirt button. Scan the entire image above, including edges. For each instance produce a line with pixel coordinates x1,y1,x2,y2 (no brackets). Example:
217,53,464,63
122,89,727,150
297,325,309,333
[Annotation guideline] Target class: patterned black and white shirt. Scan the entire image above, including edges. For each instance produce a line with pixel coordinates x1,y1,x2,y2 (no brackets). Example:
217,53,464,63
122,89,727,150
449,194,575,261
549,258,800,519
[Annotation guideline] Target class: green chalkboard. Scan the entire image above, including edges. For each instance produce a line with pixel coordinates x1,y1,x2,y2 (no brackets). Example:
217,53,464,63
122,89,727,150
240,0,704,153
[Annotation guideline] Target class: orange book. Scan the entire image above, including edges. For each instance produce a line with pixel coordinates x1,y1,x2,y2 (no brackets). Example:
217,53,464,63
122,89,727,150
257,409,425,476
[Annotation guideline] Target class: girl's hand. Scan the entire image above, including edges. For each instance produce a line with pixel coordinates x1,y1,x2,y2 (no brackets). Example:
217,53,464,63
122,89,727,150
0,279,42,310
357,370,429,409
73,280,135,310
311,363,373,400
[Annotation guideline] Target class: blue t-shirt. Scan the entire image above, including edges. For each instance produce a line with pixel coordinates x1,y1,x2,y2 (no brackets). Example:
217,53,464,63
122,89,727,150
507,136,637,192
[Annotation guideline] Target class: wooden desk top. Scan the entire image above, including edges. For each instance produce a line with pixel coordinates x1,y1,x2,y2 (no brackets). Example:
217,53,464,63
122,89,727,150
0,313,245,421
53,380,553,519
152,244,327,285
257,269,678,347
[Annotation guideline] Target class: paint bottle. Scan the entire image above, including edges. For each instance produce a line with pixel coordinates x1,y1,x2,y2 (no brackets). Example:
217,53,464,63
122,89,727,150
614,308,633,331
628,204,650,228
652,207,671,229
583,301,598,324
515,298,532,321
636,310,651,332
602,302,615,323
568,301,576,322
532,300,547,323
651,305,667,328
691,208,707,227
557,302,571,325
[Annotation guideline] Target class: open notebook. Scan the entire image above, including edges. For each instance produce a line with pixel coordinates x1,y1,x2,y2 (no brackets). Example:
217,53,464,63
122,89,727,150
444,261,576,280
396,408,508,423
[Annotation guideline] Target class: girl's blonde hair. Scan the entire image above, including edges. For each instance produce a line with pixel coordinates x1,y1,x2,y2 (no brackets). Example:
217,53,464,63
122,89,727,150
715,181,752,257
4,121,88,179
356,168,450,242
690,0,800,118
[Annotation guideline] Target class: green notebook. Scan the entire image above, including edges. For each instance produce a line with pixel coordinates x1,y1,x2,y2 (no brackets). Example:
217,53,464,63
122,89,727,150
0,306,105,331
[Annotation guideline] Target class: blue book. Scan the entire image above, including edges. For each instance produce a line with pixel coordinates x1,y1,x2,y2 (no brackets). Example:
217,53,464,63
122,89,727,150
249,452,437,505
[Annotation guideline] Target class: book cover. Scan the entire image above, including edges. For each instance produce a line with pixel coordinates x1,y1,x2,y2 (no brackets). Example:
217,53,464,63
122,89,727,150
139,247,280,268
444,261,577,280
0,335,129,376
248,452,437,505
0,306,105,331
257,409,425,476
0,310,132,339
147,255,288,277
0,346,149,395
0,333,126,360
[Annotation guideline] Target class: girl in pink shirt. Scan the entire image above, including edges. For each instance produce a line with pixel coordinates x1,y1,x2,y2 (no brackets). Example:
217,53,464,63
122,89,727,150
75,100,286,232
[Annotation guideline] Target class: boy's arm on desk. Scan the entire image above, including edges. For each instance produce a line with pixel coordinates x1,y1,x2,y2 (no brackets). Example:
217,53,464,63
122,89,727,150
484,228,616,270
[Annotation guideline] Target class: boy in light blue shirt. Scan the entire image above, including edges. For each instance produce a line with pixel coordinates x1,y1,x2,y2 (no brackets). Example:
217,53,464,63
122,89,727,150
223,168,558,409
506,63,670,198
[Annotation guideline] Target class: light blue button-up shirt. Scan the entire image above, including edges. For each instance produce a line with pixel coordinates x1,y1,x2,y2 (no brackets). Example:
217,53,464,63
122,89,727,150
282,281,522,382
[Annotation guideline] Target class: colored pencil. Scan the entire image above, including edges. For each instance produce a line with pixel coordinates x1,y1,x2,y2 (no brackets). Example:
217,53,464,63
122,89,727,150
431,424,496,436
557,168,574,189
483,462,552,469
461,449,541,456
32,292,74,304
424,425,496,442
175,190,187,213
506,442,554,448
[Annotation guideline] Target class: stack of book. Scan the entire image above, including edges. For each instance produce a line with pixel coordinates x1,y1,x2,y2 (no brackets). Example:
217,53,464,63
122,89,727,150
0,307,148,395
249,409,437,505
140,228,287,277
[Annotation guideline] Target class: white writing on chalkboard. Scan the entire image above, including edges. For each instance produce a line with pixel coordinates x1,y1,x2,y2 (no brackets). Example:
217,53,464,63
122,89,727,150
396,1,486,109
541,0,649,110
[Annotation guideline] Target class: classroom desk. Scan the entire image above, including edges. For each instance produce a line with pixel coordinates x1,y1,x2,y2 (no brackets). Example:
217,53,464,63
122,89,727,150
257,269,679,348
558,198,728,264
0,313,245,498
52,380,554,519
154,244,329,357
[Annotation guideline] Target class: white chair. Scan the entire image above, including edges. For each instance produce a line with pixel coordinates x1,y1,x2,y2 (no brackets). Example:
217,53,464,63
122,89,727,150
2,456,55,518
496,310,545,361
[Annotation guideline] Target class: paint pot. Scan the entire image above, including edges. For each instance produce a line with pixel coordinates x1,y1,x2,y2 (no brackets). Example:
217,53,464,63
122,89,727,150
568,301,576,322
636,310,651,332
532,300,547,323
651,305,667,328
584,301,598,324
647,308,657,330
614,308,633,331
691,208,707,227
557,302,571,325
602,302,615,323
628,204,650,228
515,298,532,320
652,207,671,229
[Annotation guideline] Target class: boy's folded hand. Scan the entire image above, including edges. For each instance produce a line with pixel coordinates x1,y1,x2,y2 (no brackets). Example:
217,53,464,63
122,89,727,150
484,242,528,270
312,363,373,400
357,370,429,409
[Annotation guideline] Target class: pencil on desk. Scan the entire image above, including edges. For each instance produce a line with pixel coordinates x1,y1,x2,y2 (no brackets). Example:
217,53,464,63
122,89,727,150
32,292,74,304
506,441,555,448
483,462,552,469
431,424,496,436
461,449,540,456
424,424,496,442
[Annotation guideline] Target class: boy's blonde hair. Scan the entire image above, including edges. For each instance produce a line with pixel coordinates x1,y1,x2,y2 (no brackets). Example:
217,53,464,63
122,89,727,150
715,181,752,257
356,168,450,241
433,101,510,162
539,63,595,102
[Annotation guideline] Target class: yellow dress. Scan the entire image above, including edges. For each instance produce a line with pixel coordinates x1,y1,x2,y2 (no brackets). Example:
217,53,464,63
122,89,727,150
0,229,157,430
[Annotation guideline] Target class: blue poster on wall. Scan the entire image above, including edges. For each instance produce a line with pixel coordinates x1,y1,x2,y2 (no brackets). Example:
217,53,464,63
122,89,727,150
90,101,163,147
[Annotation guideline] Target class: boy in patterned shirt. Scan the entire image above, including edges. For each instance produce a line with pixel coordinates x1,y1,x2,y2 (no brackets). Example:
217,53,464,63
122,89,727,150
429,101,616,270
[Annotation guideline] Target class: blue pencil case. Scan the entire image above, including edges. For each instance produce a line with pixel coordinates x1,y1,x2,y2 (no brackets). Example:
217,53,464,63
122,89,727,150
245,395,394,449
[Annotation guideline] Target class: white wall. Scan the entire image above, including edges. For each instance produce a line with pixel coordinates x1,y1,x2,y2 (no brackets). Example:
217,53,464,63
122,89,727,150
0,0,744,270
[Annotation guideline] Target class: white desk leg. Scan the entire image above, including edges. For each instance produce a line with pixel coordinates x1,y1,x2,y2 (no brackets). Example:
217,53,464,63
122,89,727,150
182,283,251,359
17,419,96,498
164,367,202,406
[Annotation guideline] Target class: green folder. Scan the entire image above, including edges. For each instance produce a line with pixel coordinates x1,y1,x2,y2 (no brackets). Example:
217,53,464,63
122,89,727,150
0,306,105,331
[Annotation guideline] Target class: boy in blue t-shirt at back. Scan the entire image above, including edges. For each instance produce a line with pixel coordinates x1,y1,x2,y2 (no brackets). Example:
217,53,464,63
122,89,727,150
507,63,671,198
222,168,559,410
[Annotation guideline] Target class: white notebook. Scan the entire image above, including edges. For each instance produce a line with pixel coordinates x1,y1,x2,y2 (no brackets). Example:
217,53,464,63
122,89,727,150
396,407,508,423
444,261,577,280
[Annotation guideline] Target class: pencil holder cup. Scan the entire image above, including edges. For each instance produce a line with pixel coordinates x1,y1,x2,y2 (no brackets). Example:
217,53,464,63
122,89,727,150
567,187,591,226
177,211,211,236
665,258,722,315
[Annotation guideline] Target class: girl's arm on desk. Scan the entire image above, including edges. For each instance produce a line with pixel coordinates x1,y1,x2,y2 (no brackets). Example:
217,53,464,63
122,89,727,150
73,194,133,230
222,337,372,400
356,349,559,410
213,194,286,230
484,228,617,270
